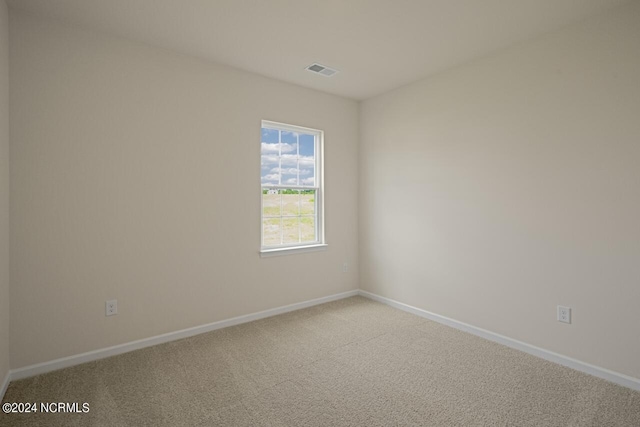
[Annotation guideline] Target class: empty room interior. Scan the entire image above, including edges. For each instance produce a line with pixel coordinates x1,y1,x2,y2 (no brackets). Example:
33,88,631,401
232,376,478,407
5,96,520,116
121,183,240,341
1,0,640,425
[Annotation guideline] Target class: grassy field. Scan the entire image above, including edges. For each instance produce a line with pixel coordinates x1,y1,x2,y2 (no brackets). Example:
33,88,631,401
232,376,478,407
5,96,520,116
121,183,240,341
262,192,316,245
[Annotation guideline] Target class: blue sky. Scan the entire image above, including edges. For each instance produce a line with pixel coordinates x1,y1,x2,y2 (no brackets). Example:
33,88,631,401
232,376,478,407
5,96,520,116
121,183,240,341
261,128,315,186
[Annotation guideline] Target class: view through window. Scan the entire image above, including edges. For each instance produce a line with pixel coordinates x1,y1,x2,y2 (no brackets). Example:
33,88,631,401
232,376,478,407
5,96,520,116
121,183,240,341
261,121,323,250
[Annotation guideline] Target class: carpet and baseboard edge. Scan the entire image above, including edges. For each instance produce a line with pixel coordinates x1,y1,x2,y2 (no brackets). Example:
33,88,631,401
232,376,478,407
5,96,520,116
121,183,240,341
0,370,9,401
6,290,359,386
357,290,640,392
3,288,639,399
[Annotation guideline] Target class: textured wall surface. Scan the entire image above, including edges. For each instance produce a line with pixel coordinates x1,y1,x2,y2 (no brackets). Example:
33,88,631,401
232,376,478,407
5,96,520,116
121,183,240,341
0,0,11,388
360,2,640,379
9,12,358,368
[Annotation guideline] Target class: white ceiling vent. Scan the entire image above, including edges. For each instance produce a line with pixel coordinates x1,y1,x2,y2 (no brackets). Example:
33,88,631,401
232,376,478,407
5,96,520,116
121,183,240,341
306,63,339,77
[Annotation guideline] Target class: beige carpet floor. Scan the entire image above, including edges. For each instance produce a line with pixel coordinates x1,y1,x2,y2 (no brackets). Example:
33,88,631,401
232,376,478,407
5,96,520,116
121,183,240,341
1,296,640,426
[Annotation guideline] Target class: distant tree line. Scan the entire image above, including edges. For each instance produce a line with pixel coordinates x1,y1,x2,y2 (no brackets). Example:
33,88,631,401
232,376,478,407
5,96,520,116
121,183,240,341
262,189,315,195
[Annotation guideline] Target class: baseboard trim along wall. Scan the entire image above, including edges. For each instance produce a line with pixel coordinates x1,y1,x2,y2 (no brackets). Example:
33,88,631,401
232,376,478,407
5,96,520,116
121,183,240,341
358,290,640,392
5,288,639,396
8,290,359,383
1,370,10,401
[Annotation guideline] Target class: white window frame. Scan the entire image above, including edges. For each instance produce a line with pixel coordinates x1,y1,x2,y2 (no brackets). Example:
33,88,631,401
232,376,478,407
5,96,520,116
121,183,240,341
260,120,326,256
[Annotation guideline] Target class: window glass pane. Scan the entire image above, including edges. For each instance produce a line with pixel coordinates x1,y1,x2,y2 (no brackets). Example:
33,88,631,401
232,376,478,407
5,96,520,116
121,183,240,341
262,128,279,143
300,190,316,216
278,165,298,176
299,134,314,157
281,173,298,186
280,154,297,167
261,155,280,185
298,159,314,186
263,219,281,246
282,218,300,244
280,131,298,157
281,189,300,216
261,128,280,155
300,216,316,242
262,190,281,218
299,133,315,186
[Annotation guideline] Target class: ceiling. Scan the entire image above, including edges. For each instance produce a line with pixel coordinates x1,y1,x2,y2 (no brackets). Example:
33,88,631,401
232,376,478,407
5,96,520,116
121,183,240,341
6,0,630,100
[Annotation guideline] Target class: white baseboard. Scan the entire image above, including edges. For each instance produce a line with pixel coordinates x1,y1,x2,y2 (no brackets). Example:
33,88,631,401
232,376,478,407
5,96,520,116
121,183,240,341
8,288,639,394
1,370,9,401
358,290,640,392
9,290,359,382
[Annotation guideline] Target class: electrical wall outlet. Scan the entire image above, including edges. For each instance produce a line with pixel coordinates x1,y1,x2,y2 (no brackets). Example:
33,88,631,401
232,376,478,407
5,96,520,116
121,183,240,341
557,305,571,324
342,262,349,273
106,299,118,316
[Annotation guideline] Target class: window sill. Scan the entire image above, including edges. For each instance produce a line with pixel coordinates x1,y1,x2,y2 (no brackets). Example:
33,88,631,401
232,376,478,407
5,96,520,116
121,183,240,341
260,244,328,258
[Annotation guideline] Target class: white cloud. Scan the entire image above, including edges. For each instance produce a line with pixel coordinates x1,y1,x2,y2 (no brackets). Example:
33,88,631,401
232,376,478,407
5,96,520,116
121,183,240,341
270,167,312,176
261,143,279,154
299,156,314,165
261,142,296,154
261,155,279,165
281,144,296,153
261,152,315,187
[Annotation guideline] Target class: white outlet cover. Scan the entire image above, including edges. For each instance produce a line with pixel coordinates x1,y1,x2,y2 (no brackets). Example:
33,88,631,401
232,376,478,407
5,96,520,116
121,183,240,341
557,305,571,324
106,299,118,316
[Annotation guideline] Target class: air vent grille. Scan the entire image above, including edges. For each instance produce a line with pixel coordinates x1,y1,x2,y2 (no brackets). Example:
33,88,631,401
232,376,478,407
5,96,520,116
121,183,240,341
306,63,339,77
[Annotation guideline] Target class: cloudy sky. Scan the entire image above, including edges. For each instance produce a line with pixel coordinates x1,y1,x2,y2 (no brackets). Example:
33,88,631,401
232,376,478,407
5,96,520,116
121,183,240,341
261,127,316,187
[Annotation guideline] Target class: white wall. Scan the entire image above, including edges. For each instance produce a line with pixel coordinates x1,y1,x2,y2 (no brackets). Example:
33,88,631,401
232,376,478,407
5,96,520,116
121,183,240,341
0,0,9,387
360,2,640,379
9,12,358,369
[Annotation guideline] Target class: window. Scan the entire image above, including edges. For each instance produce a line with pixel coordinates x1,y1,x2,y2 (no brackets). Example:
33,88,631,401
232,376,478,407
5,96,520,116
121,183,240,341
260,121,324,254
